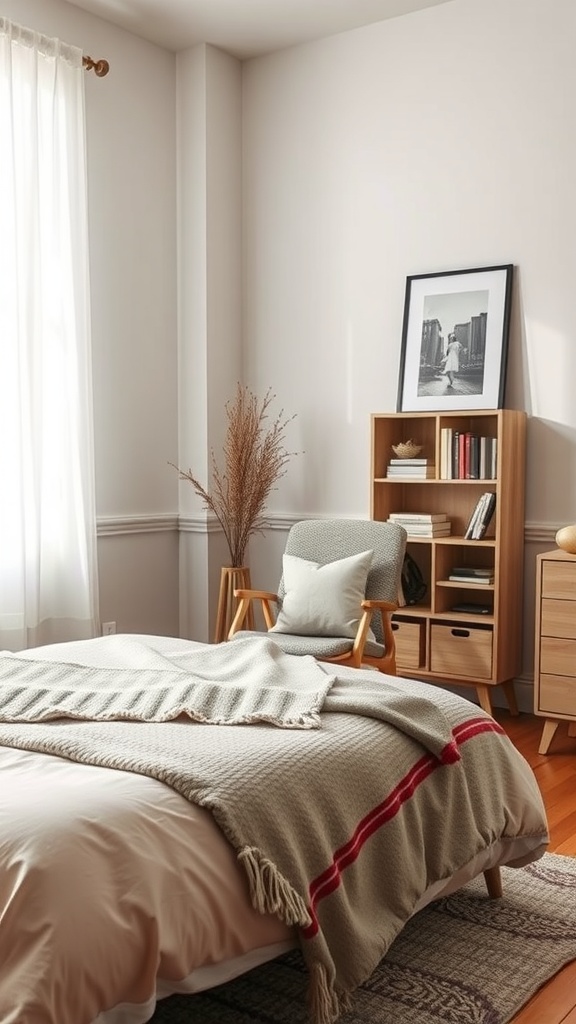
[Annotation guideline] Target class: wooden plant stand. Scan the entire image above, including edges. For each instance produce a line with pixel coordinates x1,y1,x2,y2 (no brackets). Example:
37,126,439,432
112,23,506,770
214,566,255,643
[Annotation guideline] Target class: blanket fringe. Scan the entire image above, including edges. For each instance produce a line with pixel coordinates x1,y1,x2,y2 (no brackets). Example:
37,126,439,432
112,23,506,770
239,846,312,927
307,961,341,1024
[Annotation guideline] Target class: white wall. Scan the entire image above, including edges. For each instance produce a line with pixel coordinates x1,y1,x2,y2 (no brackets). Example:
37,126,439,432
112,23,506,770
243,0,576,522
4,0,181,636
240,0,576,705
5,0,575,705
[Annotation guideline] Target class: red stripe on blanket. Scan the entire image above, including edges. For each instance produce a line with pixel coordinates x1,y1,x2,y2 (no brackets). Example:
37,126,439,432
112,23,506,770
301,715,504,939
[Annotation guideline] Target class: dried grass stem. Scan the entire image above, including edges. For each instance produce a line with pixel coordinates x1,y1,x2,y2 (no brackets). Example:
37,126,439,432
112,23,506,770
171,385,297,568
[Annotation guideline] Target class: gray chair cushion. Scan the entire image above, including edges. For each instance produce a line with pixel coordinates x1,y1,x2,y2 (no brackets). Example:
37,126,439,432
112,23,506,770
231,630,358,658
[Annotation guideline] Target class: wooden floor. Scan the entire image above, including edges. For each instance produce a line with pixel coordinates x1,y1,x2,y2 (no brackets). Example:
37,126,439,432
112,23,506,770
492,709,576,1024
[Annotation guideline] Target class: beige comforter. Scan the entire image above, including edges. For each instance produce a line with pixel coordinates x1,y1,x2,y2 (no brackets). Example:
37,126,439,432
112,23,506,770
0,635,549,1024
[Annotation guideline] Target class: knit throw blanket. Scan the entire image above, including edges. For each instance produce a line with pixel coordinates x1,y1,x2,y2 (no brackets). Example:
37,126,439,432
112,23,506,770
0,636,547,1024
0,634,335,729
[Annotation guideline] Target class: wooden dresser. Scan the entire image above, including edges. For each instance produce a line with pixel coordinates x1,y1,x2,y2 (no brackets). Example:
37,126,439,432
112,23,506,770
534,548,576,754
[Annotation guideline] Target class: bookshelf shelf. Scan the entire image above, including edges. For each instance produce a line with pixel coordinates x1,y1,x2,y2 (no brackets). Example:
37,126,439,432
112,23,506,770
370,409,526,715
436,581,495,590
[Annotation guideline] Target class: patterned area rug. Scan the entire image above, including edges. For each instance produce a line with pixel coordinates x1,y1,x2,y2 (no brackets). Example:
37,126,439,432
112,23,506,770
150,852,576,1024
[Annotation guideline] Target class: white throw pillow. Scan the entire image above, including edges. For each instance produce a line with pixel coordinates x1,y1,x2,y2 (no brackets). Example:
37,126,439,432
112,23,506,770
270,549,374,639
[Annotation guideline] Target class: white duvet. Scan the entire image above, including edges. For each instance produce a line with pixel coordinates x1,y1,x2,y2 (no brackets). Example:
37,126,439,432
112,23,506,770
0,635,549,1024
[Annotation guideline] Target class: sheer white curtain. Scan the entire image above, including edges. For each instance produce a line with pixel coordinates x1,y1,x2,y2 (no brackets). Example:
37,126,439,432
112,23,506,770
0,18,99,650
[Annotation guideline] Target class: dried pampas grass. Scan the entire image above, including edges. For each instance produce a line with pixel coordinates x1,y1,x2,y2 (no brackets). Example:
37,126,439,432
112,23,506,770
171,385,298,568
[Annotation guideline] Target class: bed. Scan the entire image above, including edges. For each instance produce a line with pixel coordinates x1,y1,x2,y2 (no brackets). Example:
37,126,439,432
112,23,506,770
0,633,548,1024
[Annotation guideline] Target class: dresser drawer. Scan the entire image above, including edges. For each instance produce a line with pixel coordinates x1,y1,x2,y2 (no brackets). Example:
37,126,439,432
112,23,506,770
542,561,576,600
392,618,425,670
537,674,576,717
541,598,576,639
540,636,576,677
430,623,492,679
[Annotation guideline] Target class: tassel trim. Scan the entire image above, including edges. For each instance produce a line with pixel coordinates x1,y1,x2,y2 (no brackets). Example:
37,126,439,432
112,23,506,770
238,846,312,927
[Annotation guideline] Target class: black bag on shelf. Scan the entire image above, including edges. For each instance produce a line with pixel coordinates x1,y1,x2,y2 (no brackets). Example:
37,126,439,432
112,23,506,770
401,553,427,605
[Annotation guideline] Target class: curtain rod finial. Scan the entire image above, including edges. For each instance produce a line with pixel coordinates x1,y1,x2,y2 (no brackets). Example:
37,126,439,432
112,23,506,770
82,55,110,77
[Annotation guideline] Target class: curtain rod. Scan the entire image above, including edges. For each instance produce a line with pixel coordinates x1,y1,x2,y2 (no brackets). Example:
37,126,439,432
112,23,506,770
82,54,109,77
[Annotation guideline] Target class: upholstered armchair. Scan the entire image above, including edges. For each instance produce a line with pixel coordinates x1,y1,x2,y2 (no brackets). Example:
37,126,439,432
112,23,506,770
228,519,407,675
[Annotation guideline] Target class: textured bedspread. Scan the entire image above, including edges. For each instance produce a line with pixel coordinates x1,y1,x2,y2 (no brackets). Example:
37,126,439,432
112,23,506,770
0,635,549,1024
0,634,335,728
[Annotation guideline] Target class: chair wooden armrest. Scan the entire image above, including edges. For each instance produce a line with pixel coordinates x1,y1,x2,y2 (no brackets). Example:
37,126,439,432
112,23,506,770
359,599,398,674
229,589,279,637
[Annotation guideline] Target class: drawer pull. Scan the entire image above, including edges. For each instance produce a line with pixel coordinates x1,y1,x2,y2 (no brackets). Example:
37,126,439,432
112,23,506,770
392,622,399,632
452,628,470,638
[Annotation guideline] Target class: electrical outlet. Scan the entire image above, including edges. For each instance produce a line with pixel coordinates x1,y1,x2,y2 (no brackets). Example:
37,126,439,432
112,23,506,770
102,621,116,635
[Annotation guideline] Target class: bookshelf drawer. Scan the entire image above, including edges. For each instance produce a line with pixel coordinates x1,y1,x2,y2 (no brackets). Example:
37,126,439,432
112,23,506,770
541,599,576,640
542,561,576,601
392,618,425,670
540,636,576,677
537,674,576,716
430,623,493,679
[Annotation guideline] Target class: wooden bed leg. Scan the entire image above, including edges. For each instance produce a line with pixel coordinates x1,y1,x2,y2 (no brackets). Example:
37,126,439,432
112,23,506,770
483,865,503,899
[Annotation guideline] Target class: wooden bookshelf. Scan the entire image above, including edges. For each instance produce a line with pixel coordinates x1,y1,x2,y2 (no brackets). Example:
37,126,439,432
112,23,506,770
370,409,526,714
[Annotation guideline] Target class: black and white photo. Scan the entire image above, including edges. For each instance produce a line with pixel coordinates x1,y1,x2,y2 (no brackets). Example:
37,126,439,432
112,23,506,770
397,265,513,412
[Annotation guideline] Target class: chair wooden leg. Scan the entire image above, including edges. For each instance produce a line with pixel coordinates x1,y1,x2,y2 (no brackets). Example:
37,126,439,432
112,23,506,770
483,866,503,899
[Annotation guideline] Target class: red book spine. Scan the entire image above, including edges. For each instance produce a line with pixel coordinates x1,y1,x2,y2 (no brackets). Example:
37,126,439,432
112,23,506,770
458,432,467,479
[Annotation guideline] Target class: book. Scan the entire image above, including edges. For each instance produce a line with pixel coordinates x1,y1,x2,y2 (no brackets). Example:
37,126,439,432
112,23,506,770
458,432,466,479
385,466,434,473
464,494,486,539
479,436,488,479
389,521,451,536
464,491,494,539
490,438,498,478
466,434,480,479
472,492,496,539
385,516,448,524
450,566,494,577
440,427,453,479
386,467,436,478
388,458,430,465
399,524,448,532
451,431,460,479
388,515,450,527
402,525,451,536
448,575,494,585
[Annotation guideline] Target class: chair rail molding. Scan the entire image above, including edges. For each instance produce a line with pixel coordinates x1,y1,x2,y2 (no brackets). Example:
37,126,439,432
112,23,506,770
524,522,560,545
97,514,178,536
96,514,558,545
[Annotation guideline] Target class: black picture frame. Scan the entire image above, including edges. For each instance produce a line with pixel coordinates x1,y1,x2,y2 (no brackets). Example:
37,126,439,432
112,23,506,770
396,264,514,412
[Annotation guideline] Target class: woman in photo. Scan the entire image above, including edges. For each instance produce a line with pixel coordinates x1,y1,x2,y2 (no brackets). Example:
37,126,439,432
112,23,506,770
443,334,465,387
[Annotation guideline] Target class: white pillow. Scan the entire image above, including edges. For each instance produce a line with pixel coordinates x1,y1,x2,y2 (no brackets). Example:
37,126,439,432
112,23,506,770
270,549,374,639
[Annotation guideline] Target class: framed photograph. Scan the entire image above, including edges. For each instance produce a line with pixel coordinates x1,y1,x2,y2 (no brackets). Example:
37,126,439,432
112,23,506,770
396,264,513,412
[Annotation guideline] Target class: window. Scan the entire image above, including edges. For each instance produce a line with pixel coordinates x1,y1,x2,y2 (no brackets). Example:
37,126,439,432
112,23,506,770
0,18,99,650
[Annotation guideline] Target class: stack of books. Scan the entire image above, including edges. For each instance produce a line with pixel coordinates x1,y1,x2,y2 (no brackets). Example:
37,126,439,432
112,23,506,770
448,566,495,585
388,512,451,537
386,458,435,479
464,492,497,539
